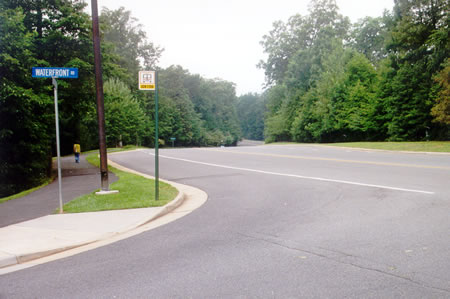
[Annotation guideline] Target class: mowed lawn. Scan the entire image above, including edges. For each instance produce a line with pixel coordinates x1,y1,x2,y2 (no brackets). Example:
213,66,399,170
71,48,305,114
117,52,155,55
322,141,450,153
63,153,178,213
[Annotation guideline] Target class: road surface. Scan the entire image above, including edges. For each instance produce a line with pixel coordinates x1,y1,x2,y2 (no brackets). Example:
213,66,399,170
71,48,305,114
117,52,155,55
1,144,449,298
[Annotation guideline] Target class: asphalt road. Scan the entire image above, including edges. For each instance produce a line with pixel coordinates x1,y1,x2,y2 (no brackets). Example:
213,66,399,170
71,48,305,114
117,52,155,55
1,144,449,298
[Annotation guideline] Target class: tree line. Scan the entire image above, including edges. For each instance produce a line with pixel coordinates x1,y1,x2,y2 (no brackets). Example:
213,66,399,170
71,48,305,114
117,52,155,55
242,0,449,143
0,1,241,197
1,0,448,197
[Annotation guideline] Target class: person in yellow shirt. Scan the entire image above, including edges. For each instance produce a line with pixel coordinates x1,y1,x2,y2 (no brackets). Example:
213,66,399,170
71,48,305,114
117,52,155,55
73,143,81,163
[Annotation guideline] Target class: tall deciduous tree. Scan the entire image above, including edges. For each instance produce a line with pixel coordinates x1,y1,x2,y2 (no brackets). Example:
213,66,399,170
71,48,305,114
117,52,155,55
431,58,450,125
259,0,349,86
102,78,147,147
262,0,448,143
100,7,163,88
0,6,51,197
0,0,94,197
156,65,241,146
237,93,265,141
350,15,392,64
333,53,380,140
158,66,203,146
261,0,351,143
382,0,449,140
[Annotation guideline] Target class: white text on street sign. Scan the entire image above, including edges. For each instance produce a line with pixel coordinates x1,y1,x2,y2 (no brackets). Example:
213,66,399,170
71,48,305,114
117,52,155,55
32,67,78,79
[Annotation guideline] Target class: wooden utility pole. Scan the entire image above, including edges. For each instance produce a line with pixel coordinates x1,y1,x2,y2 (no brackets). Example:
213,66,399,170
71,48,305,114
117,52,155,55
91,0,109,191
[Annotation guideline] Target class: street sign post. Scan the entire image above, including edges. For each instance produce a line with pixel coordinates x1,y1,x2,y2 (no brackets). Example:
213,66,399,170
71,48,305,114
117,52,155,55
32,67,78,213
170,137,176,147
139,71,159,200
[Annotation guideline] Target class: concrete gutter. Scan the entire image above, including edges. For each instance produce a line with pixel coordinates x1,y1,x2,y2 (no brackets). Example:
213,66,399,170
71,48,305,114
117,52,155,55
0,155,207,271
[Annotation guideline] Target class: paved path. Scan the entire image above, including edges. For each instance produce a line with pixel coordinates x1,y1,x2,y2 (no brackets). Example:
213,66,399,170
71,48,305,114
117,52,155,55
0,154,117,227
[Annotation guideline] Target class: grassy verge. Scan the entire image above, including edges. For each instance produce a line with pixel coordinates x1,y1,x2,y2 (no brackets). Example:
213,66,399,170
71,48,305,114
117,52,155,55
0,177,54,204
322,141,450,153
83,145,146,155
62,152,178,213
268,141,450,152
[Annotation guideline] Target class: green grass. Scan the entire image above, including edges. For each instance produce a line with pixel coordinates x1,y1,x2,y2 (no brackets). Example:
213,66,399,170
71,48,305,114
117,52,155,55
322,141,450,152
0,177,54,204
268,141,450,152
62,152,178,213
265,142,297,146
83,145,146,155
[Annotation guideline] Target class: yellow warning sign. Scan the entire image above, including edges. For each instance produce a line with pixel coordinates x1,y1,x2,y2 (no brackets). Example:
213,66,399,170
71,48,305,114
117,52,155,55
138,71,156,90
140,84,155,89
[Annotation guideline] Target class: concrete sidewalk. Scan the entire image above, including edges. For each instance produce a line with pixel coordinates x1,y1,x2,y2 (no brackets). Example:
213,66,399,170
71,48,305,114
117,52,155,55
0,156,208,271
0,195,183,269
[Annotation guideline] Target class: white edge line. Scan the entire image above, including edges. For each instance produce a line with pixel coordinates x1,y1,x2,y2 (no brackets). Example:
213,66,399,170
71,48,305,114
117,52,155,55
146,152,435,195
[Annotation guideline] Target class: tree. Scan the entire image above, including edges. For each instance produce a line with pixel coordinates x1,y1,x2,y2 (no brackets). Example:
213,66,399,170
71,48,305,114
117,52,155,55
258,0,350,86
102,78,146,147
202,79,241,145
0,6,52,197
0,0,94,196
100,7,163,88
237,93,265,140
381,0,449,140
158,66,241,146
431,58,450,125
289,43,349,142
263,85,291,142
260,0,352,143
333,53,380,140
158,66,203,146
349,16,391,64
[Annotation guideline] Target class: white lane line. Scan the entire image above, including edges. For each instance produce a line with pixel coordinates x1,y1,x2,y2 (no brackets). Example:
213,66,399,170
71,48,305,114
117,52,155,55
146,151,434,195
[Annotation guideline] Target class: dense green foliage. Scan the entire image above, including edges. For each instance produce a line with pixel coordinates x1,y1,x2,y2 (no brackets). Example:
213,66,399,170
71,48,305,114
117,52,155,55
237,93,265,140
0,2,241,197
1,0,93,196
259,0,449,143
99,7,163,88
431,58,450,124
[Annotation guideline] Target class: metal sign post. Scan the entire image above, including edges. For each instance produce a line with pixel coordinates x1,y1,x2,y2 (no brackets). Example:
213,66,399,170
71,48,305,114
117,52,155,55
33,67,78,213
139,70,159,201
52,78,63,214
155,73,159,201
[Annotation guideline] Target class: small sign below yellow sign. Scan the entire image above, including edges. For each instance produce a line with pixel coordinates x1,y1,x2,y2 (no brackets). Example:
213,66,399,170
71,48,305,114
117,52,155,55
139,71,156,90
140,84,155,89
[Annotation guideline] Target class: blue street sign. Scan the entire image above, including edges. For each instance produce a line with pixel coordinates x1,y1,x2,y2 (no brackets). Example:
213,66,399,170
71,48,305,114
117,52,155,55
32,67,78,79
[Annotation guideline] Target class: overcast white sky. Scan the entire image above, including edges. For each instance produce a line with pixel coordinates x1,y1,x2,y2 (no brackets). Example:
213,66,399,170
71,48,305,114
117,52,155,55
86,0,394,95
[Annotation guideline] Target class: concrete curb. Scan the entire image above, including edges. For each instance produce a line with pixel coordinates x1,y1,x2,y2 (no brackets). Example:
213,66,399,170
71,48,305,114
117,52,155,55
0,252,17,268
0,157,188,269
0,231,111,268
16,240,104,264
